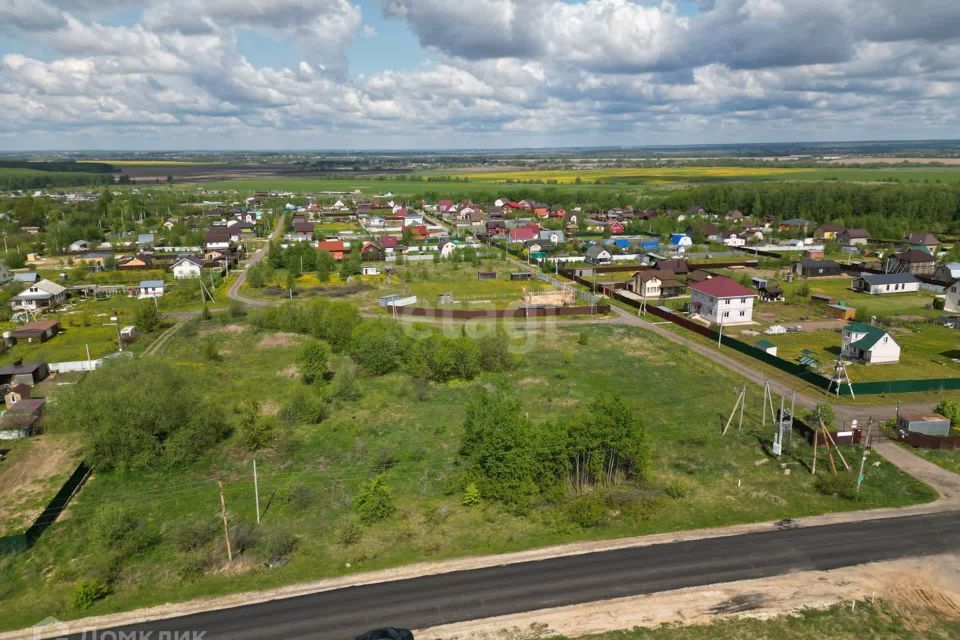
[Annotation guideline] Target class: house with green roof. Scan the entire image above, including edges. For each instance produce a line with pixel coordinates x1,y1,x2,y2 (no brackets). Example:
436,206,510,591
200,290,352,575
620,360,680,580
840,322,900,364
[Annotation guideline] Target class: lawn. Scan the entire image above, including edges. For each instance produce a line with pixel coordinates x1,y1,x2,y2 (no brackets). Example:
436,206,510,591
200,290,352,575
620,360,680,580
240,254,550,311
0,324,123,366
0,318,935,630
571,598,960,640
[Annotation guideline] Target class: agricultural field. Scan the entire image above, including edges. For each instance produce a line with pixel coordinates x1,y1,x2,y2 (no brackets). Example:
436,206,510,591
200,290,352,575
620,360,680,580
0,433,83,536
0,319,934,630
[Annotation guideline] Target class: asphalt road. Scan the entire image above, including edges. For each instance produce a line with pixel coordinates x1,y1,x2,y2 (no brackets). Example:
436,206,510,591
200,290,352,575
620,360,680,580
69,511,960,640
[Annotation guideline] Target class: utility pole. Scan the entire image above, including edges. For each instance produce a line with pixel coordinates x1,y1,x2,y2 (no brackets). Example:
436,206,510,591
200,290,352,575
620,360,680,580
218,480,233,562
253,459,261,525
717,321,724,347
85,343,92,371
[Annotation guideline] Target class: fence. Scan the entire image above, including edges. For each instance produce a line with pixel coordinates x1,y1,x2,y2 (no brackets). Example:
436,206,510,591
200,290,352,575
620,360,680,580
633,297,960,395
899,432,960,450
0,462,90,555
392,305,611,320
49,359,104,373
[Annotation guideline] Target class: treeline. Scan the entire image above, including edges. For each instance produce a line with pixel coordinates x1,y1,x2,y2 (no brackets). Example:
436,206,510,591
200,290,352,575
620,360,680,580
0,170,114,191
459,393,650,506
658,182,960,237
0,160,115,173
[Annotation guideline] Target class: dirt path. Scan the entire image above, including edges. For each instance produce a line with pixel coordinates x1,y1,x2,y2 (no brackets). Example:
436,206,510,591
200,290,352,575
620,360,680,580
226,214,284,307
415,552,960,640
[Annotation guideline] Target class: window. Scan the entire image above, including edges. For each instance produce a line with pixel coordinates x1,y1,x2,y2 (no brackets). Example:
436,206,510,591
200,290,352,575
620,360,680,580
723,311,729,318
740,298,747,304
739,310,746,317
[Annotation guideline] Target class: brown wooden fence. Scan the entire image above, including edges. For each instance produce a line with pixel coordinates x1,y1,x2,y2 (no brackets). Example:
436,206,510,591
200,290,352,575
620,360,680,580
899,432,960,450
392,304,611,320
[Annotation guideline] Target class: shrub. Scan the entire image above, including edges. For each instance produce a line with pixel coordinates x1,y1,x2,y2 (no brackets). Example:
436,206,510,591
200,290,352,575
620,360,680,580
283,485,314,512
935,399,960,427
71,579,110,609
229,523,259,555
462,482,482,507
329,356,362,401
201,305,212,320
297,339,329,384
256,528,299,563
804,403,836,428
228,300,247,318
664,479,688,500
170,519,220,553
349,320,408,375
177,553,210,581
91,504,156,555
202,337,221,361
353,475,395,524
564,492,609,528
815,472,858,500
280,393,329,425
241,415,278,451
577,332,589,346
335,517,364,545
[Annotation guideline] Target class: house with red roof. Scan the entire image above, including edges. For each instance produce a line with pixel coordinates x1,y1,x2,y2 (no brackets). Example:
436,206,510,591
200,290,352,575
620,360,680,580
689,276,756,325
608,220,625,234
509,224,541,243
408,225,428,239
317,240,345,261
379,235,399,250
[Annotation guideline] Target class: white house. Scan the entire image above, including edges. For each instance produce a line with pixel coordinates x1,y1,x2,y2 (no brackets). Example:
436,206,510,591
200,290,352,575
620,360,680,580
138,280,165,298
841,323,900,364
851,272,920,295
689,276,756,325
172,255,204,279
435,237,456,259
403,212,425,227
10,279,67,312
361,266,380,276
944,279,960,314
584,244,612,265
629,271,661,299
539,229,565,244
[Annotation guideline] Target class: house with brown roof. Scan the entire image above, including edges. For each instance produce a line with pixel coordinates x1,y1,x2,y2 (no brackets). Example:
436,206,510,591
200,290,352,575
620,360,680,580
903,232,939,252
11,319,59,343
884,248,936,276
838,228,869,246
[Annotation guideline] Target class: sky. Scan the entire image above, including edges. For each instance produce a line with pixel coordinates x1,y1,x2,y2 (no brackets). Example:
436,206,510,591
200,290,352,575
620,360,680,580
0,0,958,151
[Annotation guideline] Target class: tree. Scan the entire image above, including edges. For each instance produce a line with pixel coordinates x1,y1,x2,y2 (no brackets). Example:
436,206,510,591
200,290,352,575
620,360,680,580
316,250,336,282
134,301,163,333
462,482,482,507
4,251,25,269
805,403,836,428
353,475,395,524
935,399,960,427
297,339,329,384
349,320,408,375
566,395,650,491
48,358,225,470
241,416,278,451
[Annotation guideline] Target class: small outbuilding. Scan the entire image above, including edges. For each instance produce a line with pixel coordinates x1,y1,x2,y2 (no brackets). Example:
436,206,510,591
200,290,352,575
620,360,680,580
897,413,951,437
794,258,842,278
755,339,778,356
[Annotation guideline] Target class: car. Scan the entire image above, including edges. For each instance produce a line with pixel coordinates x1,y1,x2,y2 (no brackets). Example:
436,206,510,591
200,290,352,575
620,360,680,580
355,628,414,640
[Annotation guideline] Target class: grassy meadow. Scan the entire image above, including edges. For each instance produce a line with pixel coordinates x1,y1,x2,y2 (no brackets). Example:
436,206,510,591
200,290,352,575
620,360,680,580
0,318,935,630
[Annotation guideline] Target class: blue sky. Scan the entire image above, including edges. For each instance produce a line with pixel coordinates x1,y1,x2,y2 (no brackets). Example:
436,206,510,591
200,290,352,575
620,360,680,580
0,0,958,150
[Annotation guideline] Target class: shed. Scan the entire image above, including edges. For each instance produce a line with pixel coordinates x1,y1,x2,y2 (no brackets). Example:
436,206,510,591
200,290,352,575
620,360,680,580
11,319,60,343
897,413,951,437
826,304,856,320
0,362,49,386
477,271,497,280
755,339,777,356
811,294,833,305
510,272,533,281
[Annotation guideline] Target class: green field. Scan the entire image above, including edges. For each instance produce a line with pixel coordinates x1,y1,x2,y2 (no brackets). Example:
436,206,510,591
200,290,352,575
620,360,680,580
0,318,935,630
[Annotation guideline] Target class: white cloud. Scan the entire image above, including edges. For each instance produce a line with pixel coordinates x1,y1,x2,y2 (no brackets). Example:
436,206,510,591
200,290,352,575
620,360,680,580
0,0,959,147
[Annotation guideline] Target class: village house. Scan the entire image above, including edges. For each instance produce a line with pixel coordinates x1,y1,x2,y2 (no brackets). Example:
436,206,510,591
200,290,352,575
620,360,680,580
118,254,152,270
726,210,745,223
933,262,960,284
10,279,67,312
884,248,936,276
137,280,165,298
359,242,384,262
838,228,870,246
815,224,844,240
903,232,939,253
434,237,456,259
654,258,690,275
317,240,345,261
655,270,686,297
584,244,612,265
204,227,233,251
292,221,315,241
629,271,662,299
538,229,564,245
0,362,49,386
944,279,960,313
851,272,920,295
778,218,813,233
689,276,756,325
508,224,540,243
793,258,843,278
841,322,900,364
172,255,204,279
11,319,59,343
378,236,399,252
